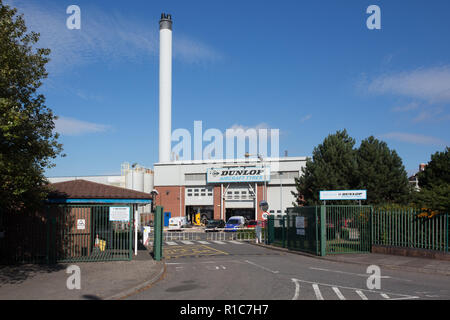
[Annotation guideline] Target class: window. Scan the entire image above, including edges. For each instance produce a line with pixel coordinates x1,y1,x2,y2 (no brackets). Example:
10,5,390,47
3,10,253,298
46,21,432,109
185,173,206,182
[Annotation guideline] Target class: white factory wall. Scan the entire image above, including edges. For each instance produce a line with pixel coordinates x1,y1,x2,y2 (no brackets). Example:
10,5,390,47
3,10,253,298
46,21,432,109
267,185,298,215
153,157,307,187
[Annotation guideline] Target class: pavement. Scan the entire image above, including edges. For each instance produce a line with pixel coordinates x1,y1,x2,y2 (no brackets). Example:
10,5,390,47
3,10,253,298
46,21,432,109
0,248,165,300
253,243,450,276
1,238,448,300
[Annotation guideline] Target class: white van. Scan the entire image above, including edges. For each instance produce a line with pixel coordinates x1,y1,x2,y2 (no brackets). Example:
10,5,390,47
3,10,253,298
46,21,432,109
169,217,187,231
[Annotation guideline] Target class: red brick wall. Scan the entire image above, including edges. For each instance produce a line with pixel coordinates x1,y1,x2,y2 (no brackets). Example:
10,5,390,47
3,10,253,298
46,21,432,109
154,186,185,217
213,185,222,220
256,183,264,221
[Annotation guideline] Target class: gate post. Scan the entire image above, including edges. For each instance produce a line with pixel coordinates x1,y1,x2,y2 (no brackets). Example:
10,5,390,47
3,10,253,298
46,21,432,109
267,215,274,244
153,206,164,261
129,205,133,261
320,205,326,256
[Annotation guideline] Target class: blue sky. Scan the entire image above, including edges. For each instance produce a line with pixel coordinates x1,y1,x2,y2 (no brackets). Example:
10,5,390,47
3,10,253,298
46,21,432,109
6,0,450,177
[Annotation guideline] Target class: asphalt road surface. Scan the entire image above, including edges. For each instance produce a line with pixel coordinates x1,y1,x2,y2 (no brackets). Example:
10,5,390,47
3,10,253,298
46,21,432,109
127,241,450,300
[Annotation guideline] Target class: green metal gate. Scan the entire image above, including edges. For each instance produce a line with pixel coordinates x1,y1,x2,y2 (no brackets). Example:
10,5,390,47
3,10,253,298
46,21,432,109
49,205,134,263
323,205,372,254
267,205,372,256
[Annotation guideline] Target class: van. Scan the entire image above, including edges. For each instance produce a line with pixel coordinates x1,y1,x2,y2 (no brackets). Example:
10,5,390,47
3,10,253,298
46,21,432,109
224,216,246,232
168,217,187,231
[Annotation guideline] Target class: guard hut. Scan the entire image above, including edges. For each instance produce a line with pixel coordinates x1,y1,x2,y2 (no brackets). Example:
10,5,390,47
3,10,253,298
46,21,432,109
46,180,152,263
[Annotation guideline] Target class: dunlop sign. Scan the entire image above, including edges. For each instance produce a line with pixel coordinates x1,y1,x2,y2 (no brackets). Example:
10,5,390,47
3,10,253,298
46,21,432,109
320,190,367,200
207,167,270,183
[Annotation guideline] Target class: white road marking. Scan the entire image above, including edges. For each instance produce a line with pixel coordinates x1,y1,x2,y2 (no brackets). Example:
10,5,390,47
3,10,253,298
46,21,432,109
380,293,390,299
244,260,279,274
291,278,419,300
228,240,243,244
355,290,368,300
312,284,324,300
309,267,410,281
166,241,178,246
212,241,226,245
197,241,210,245
332,287,346,300
291,279,300,300
180,240,194,245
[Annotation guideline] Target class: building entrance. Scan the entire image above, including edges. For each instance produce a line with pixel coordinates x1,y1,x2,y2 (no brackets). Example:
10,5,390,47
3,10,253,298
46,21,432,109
225,208,255,222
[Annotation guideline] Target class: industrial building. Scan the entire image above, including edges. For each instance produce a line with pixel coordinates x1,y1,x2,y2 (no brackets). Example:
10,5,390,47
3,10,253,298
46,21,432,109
47,13,308,224
153,157,306,223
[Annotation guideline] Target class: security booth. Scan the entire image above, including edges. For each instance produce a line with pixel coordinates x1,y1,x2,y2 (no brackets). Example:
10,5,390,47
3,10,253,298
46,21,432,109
46,179,152,263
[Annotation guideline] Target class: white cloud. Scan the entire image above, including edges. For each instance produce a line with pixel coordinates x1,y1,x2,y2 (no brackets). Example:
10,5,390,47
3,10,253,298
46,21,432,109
228,123,272,131
379,132,447,146
367,66,450,103
391,102,419,112
300,114,312,123
54,116,111,136
6,1,221,73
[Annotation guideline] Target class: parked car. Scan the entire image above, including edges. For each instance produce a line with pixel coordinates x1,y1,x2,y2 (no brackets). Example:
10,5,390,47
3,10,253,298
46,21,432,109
168,217,187,231
224,216,246,232
245,220,258,228
204,219,225,232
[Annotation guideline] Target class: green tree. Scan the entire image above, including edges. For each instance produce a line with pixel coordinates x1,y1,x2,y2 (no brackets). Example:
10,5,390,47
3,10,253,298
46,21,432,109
292,129,358,206
0,1,63,212
414,147,450,213
356,136,411,205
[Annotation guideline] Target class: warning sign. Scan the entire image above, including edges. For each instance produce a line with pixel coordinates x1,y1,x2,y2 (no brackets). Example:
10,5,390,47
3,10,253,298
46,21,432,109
77,219,86,230
109,207,130,221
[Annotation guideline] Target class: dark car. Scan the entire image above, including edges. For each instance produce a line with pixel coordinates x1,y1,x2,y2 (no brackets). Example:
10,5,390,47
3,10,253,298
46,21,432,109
204,219,225,232
245,220,258,228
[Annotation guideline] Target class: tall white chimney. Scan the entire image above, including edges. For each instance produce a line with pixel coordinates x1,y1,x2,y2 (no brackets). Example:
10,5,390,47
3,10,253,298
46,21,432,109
159,13,173,163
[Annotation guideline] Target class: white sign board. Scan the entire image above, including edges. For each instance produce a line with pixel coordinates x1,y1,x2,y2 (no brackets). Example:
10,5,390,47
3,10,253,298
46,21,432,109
77,219,86,230
207,167,270,183
296,228,305,236
295,216,305,229
320,190,367,201
109,207,130,221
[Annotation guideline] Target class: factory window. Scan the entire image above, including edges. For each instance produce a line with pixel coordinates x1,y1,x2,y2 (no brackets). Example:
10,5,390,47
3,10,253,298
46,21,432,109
185,173,206,183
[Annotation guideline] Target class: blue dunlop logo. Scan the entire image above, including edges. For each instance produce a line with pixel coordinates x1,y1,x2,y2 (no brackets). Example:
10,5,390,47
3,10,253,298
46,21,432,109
207,168,269,183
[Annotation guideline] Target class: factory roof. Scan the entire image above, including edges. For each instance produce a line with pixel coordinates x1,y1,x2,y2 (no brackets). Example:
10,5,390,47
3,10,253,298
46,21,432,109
47,179,152,204
154,156,308,166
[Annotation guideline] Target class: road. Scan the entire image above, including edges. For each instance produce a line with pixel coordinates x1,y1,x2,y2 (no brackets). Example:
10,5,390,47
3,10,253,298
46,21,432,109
127,240,450,300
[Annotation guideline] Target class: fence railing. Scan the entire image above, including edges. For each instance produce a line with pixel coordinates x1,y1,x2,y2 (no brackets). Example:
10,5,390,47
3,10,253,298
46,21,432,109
372,209,449,252
147,228,263,243
267,206,449,256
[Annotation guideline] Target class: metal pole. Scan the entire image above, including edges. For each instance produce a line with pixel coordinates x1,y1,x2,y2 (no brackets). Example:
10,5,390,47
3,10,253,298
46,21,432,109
255,182,258,221
280,172,283,215
134,204,138,256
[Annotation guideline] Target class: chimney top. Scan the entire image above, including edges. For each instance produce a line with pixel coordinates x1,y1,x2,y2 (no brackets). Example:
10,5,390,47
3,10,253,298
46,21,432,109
160,13,173,30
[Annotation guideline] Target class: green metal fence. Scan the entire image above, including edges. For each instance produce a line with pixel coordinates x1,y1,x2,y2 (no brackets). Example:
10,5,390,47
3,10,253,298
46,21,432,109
372,208,449,252
267,206,449,256
52,205,134,263
270,207,319,255
268,205,372,256
324,206,372,254
0,205,135,264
